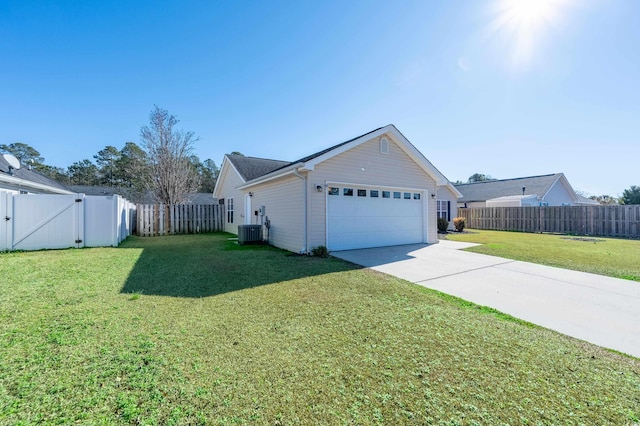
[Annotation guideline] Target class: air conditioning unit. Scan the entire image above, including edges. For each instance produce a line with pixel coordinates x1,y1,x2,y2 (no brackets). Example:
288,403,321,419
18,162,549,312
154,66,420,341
238,224,263,244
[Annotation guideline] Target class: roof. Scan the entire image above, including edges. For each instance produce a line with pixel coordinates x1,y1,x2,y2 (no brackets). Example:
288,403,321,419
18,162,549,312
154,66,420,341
0,156,72,193
233,125,449,189
454,173,564,203
226,154,290,181
576,195,600,205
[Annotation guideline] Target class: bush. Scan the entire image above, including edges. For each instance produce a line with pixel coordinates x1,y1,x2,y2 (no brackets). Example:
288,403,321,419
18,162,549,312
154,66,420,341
453,217,465,232
311,245,330,258
437,217,449,233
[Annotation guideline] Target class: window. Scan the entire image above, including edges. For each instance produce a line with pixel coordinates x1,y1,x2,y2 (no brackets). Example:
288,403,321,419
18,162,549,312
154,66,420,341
226,198,234,223
393,192,401,199
437,200,450,221
404,192,411,199
357,189,367,197
413,193,421,200
328,187,339,195
370,190,379,198
343,188,353,196
380,137,389,154
382,191,390,198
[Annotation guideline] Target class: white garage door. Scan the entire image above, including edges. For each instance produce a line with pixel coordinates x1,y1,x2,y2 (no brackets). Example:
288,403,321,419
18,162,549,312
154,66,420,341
327,185,424,251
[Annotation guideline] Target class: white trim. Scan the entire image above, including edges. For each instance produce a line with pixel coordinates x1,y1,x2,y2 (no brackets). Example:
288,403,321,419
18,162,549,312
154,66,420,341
213,155,246,197
237,165,301,190
0,174,73,195
244,194,252,225
226,197,234,224
541,173,580,204
303,125,448,186
438,182,463,198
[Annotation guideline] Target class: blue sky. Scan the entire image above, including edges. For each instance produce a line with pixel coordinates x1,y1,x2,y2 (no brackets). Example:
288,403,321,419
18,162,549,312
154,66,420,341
2,0,638,196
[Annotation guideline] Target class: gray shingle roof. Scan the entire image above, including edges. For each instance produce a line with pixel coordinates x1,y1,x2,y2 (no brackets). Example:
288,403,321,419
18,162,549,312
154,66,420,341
0,156,72,192
454,173,563,203
226,155,290,181
226,127,386,182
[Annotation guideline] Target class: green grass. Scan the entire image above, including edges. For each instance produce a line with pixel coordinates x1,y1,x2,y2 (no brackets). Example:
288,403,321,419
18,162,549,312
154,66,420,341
1,233,639,424
444,229,640,281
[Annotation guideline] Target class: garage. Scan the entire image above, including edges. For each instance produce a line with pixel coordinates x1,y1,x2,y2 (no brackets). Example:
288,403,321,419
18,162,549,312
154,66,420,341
327,184,425,251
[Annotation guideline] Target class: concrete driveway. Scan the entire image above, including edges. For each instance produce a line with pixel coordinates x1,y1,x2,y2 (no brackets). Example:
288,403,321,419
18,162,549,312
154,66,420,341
333,240,640,358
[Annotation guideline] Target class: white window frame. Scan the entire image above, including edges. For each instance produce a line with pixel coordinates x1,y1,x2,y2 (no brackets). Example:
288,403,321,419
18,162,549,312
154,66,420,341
226,197,234,223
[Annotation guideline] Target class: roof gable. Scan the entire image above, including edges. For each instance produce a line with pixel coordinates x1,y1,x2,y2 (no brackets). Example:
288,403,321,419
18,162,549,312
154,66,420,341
238,124,449,188
454,173,567,202
226,154,290,181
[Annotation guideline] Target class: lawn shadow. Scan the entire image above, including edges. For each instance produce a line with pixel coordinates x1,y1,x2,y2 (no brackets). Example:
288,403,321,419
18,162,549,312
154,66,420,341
120,233,361,298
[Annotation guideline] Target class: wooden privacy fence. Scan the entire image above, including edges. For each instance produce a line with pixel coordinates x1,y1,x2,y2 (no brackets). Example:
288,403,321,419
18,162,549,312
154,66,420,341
458,205,640,238
137,204,223,236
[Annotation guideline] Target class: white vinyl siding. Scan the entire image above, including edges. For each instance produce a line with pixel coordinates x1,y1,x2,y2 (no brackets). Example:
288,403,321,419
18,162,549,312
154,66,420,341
245,174,304,253
307,134,437,249
214,159,245,235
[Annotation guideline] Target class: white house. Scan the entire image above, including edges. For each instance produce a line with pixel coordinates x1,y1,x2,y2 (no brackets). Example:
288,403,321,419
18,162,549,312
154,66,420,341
0,154,72,195
455,173,583,208
214,125,458,253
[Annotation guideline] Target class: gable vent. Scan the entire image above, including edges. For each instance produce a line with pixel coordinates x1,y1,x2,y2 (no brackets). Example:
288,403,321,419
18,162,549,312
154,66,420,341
380,137,389,154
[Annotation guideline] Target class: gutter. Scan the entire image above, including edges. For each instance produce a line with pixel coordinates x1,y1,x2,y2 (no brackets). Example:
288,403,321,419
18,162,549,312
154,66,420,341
292,168,308,254
0,174,73,195
237,163,303,190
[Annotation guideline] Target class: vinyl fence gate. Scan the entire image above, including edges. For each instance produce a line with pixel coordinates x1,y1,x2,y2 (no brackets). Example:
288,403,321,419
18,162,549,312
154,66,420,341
1,192,136,251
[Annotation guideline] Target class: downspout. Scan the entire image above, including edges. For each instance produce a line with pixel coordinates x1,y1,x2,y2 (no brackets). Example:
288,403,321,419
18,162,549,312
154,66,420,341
292,168,308,254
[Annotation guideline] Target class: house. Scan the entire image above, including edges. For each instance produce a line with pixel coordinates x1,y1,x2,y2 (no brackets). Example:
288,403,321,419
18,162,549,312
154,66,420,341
0,154,72,195
436,183,463,229
455,173,583,208
69,186,217,205
214,125,458,253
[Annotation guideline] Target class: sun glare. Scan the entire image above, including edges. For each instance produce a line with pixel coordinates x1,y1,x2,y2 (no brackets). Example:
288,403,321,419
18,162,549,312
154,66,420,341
489,0,571,68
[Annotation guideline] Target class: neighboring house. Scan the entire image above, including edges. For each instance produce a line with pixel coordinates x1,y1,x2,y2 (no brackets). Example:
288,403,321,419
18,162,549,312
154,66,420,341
455,173,581,208
0,155,72,195
69,186,216,205
576,195,600,206
214,124,457,253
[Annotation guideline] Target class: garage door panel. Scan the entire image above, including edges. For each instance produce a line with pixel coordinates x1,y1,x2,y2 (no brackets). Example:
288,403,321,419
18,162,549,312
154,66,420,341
328,186,424,251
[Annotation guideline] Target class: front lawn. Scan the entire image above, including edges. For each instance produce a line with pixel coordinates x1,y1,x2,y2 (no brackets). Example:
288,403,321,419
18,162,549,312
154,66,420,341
1,234,639,424
445,229,640,281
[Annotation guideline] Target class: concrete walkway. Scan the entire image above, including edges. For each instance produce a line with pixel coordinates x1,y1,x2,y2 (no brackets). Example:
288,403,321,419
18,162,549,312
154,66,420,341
333,240,640,358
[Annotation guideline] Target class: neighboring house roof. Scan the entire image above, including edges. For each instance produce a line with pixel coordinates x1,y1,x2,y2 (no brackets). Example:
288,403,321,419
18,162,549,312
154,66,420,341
455,173,572,203
69,185,123,196
576,195,600,205
226,155,290,181
236,124,449,189
0,156,73,194
186,193,218,204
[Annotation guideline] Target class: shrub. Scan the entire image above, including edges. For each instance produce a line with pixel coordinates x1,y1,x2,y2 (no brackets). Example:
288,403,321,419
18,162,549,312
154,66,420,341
453,217,465,232
437,217,449,233
311,245,330,258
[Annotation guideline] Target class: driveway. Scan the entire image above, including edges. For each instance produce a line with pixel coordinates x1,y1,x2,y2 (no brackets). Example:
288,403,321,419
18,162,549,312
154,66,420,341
333,240,640,358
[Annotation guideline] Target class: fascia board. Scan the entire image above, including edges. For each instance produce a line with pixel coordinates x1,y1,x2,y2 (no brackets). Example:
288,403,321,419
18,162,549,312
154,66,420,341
438,182,463,198
302,126,391,170
386,127,448,185
0,174,73,194
237,165,300,190
213,155,246,197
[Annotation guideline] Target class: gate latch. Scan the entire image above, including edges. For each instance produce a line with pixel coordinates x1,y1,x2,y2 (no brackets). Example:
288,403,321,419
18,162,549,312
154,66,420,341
4,216,9,221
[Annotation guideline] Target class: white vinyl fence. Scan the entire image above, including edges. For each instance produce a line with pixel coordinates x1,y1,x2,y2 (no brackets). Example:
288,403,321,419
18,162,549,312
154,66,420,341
0,191,136,251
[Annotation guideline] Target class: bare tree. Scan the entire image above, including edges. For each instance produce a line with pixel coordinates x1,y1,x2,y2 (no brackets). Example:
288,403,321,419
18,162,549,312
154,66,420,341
140,106,201,204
